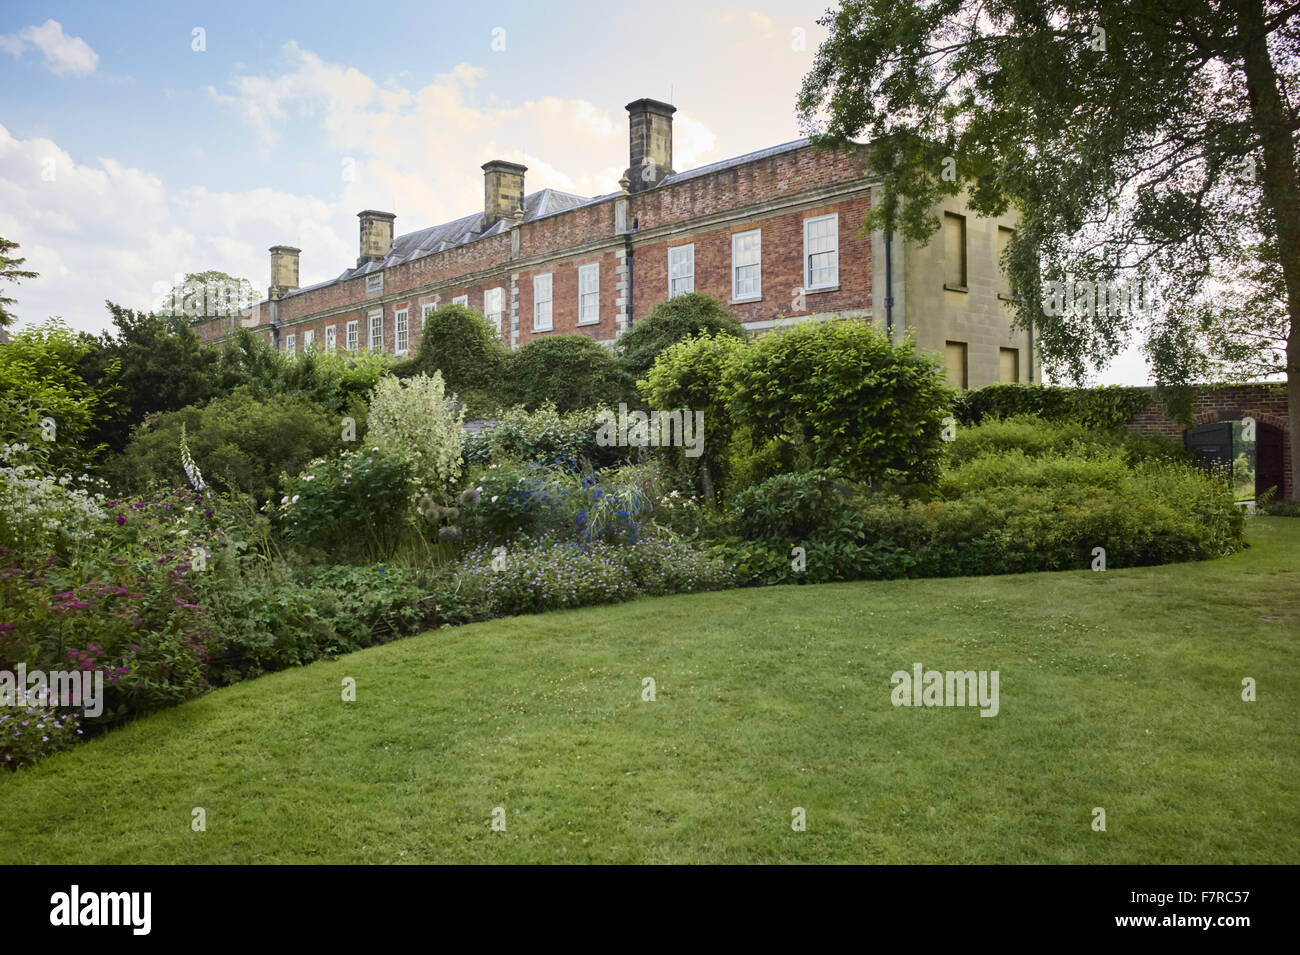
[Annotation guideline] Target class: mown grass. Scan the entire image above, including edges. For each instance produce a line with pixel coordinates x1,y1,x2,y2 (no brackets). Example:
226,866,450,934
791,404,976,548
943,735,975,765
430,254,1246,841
2,519,1297,864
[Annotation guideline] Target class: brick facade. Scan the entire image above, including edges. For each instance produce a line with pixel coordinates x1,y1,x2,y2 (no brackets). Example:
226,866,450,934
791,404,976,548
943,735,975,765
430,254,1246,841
195,97,1025,389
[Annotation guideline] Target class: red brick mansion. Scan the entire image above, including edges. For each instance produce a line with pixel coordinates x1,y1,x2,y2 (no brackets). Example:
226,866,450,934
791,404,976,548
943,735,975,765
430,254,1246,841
197,97,1032,389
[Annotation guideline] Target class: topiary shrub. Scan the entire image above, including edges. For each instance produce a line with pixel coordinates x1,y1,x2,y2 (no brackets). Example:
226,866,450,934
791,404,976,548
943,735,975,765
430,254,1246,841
401,304,509,413
503,335,633,413
724,319,954,488
618,292,746,379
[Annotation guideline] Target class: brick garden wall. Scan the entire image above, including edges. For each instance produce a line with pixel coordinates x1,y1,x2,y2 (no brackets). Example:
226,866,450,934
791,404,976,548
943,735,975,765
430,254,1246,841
1126,383,1291,498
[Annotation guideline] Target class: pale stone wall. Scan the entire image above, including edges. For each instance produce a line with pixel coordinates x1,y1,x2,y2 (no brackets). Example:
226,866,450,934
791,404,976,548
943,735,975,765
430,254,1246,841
893,193,1038,389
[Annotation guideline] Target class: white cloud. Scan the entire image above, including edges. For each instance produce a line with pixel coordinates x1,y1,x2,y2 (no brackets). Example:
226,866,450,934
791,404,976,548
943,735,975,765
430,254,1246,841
0,19,99,77
205,42,724,226
0,124,349,334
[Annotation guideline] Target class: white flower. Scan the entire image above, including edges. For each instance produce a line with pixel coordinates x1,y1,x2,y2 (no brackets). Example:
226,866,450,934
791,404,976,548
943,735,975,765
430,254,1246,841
305,475,315,482
291,495,300,504
491,496,498,503
281,496,289,504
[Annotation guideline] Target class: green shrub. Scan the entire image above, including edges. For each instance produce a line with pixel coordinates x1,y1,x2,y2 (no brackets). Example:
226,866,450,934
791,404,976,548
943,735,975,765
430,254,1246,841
217,327,390,418
724,320,954,488
462,403,626,469
0,319,110,471
275,447,415,562
618,292,746,379
504,335,633,413
434,536,736,624
204,563,432,681
401,304,509,413
729,468,866,542
103,387,342,503
638,332,749,502
83,304,216,456
944,415,1190,467
366,372,465,505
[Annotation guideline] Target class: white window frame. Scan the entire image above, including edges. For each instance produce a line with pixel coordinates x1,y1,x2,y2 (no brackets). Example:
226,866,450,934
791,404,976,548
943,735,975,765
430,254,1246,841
484,287,505,337
346,320,359,352
395,308,409,355
285,332,295,357
368,310,383,352
731,229,762,302
452,294,469,307
533,273,553,331
303,328,314,352
365,272,383,294
578,263,600,324
803,214,839,291
668,244,694,298
325,325,337,353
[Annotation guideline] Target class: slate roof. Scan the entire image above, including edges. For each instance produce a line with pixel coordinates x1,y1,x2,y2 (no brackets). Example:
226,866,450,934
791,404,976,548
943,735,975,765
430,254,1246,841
279,138,816,302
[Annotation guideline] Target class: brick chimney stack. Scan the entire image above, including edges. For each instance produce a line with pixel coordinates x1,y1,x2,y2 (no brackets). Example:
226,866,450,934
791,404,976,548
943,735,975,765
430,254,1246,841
625,98,676,193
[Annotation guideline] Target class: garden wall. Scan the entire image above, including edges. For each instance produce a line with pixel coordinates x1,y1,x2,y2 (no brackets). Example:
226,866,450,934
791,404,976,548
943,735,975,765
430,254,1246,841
1125,383,1291,498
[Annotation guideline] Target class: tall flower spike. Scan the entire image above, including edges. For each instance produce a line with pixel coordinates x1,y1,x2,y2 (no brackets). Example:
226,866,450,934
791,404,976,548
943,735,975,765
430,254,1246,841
179,423,206,494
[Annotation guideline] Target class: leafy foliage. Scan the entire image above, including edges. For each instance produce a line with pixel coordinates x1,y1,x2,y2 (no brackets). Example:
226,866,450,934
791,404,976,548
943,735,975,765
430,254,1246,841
214,326,388,418
503,335,633,413
638,332,749,501
366,372,465,505
103,387,341,504
275,447,415,563
463,403,626,469
953,382,1151,429
724,320,954,487
0,236,39,330
0,320,111,472
618,292,746,379
398,304,509,413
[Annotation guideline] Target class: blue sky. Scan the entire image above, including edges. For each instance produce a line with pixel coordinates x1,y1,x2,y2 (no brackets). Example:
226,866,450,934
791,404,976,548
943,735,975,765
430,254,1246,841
0,0,1151,383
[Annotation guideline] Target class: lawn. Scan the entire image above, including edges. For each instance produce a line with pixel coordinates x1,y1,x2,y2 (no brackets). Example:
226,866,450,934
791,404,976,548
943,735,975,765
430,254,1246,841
2,519,1297,864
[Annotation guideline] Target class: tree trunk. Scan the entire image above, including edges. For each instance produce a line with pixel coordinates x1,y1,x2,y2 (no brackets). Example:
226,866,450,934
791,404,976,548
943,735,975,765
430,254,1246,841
1236,0,1300,499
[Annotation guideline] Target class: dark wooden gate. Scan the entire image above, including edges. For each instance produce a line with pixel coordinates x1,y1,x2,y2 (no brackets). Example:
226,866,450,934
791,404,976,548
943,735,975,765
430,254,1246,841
1184,421,1233,472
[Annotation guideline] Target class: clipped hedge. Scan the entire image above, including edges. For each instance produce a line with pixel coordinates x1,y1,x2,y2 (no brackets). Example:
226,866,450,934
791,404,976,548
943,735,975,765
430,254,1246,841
952,382,1149,430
